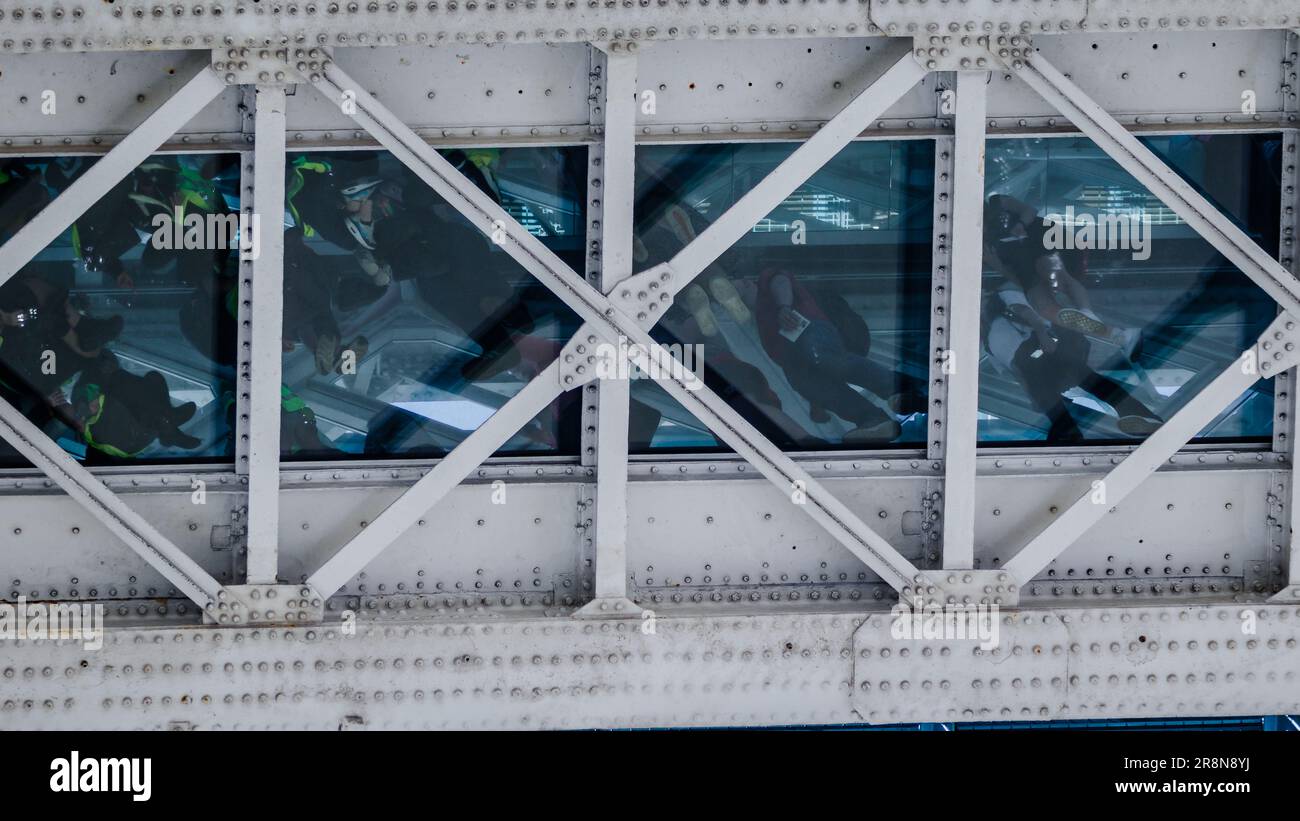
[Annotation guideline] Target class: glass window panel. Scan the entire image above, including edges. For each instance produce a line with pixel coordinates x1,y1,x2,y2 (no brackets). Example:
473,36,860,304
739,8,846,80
978,134,1280,445
629,139,935,453
280,147,585,459
0,153,240,466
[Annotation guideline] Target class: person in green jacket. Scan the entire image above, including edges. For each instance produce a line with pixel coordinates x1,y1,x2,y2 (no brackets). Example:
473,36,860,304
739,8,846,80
49,358,199,461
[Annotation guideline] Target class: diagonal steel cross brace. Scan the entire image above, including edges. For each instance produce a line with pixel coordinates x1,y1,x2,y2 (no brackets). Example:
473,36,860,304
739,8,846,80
981,37,1300,586
293,45,948,600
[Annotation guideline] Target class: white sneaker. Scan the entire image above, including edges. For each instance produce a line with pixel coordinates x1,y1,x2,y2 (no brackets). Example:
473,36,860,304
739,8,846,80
681,284,719,337
708,276,751,325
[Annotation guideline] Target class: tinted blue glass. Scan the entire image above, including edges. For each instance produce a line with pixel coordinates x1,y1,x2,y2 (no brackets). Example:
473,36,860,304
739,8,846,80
629,139,935,452
0,153,240,465
279,147,585,459
979,134,1280,444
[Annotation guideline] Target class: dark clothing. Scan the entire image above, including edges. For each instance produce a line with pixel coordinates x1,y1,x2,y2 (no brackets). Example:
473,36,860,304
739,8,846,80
1010,327,1155,443
376,214,535,360
756,270,919,430
282,237,341,348
781,321,894,429
80,369,177,458
0,279,86,396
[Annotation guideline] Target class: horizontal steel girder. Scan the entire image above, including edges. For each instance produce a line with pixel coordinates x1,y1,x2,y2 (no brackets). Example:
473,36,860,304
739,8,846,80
3,0,1297,54
0,602,1296,728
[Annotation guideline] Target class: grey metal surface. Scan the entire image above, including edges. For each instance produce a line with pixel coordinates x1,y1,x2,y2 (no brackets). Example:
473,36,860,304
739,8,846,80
1,602,1296,729
0,5,1298,728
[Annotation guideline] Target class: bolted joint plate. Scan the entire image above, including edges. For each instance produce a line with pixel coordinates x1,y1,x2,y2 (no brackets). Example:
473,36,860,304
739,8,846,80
573,595,644,619
609,263,677,327
911,34,998,71
286,46,337,84
984,34,1036,71
594,40,645,57
557,324,613,390
1269,585,1300,603
204,584,326,626
557,264,678,389
211,47,299,85
905,569,1020,608
1253,312,1300,378
213,46,335,86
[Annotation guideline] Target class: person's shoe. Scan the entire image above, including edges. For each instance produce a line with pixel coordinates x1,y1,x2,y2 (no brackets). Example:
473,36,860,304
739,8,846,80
76,314,124,350
169,401,197,426
708,276,751,325
808,403,831,424
158,427,201,449
1055,308,1109,337
1109,326,1143,359
315,333,339,374
889,390,927,415
681,284,719,337
1117,414,1162,436
1047,422,1086,444
335,336,369,374
842,419,902,444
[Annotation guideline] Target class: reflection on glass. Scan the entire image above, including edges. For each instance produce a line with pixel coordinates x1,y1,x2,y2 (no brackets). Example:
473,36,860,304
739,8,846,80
0,154,239,465
979,134,1279,444
280,147,585,459
629,140,934,452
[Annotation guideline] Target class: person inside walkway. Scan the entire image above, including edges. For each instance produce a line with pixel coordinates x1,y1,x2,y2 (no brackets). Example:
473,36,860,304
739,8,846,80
49,356,200,461
983,194,1163,441
755,267,925,444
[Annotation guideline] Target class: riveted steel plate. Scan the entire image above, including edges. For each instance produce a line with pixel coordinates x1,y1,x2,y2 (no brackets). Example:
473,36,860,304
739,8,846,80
869,0,1089,37
0,50,244,144
0,612,867,729
2,603,1296,728
626,477,929,593
986,30,1289,124
284,43,591,134
975,470,1278,598
1085,0,1300,33
275,482,584,597
0,490,242,604
634,37,939,130
853,604,1300,724
0,1,873,55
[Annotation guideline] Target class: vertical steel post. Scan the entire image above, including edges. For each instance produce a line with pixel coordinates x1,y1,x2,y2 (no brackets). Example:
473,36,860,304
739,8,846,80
577,44,640,616
940,71,987,569
244,85,287,584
